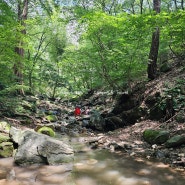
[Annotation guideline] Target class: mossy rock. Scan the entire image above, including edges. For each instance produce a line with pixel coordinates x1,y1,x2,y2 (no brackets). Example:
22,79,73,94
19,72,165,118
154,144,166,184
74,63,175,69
143,129,170,145
46,115,58,122
165,135,185,148
0,133,10,143
0,121,11,133
0,142,14,157
37,126,55,137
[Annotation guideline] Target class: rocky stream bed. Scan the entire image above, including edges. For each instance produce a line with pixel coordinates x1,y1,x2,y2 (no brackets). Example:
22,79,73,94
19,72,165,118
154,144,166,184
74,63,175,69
0,64,185,179
0,90,185,175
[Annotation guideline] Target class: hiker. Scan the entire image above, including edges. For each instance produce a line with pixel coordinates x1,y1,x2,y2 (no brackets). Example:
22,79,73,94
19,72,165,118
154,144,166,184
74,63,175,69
74,106,81,117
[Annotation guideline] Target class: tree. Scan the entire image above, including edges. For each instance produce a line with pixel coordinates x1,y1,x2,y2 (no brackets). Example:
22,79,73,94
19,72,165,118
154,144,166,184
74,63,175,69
68,12,151,91
13,0,29,94
147,0,161,80
0,1,17,86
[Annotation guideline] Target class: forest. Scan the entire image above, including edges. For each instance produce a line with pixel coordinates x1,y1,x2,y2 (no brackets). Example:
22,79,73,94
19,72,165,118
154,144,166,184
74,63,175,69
0,0,185,185
0,0,184,97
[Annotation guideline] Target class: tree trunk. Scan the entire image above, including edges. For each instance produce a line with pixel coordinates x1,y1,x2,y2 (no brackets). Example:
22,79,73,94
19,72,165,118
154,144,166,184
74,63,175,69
147,0,161,80
174,0,178,10
181,0,184,10
140,0,144,14
14,0,28,95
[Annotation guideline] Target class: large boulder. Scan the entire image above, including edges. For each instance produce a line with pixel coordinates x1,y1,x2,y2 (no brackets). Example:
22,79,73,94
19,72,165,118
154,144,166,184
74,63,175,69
9,127,74,166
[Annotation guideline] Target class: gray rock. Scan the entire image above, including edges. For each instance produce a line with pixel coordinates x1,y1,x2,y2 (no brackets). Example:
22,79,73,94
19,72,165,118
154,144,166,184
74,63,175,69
89,110,105,131
10,127,74,166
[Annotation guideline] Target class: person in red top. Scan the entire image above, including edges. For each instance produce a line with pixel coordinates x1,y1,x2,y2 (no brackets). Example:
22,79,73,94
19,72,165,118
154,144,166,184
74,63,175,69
74,106,81,117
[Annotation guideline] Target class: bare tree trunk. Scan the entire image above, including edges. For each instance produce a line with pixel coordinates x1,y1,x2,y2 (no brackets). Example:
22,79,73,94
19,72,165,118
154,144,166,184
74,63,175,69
14,0,28,95
140,0,144,14
147,0,161,80
147,0,152,11
131,2,135,14
181,0,184,10
174,0,178,10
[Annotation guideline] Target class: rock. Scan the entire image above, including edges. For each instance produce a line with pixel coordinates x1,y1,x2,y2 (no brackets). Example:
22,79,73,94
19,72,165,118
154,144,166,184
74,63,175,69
9,127,74,166
104,116,124,131
120,107,145,125
89,110,105,131
0,133,10,143
37,126,55,137
108,142,125,151
112,94,132,114
0,142,14,157
46,115,58,122
144,92,165,121
154,150,166,158
0,121,10,133
82,119,89,127
143,129,170,145
165,135,185,148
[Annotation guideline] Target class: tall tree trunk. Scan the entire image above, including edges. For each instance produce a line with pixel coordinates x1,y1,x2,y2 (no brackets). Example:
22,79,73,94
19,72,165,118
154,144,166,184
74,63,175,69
174,0,178,10
14,0,28,95
181,0,184,10
147,0,161,80
140,0,144,14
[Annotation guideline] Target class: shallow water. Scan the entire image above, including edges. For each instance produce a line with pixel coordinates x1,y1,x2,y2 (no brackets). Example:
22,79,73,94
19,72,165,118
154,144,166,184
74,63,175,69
73,149,185,185
0,137,185,185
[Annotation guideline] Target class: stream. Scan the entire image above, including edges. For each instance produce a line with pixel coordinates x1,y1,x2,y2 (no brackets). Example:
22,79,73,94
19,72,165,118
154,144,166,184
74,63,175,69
0,136,185,185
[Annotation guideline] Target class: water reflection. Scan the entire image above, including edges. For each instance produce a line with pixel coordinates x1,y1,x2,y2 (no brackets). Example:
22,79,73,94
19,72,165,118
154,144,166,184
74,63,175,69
0,139,184,185
74,149,185,185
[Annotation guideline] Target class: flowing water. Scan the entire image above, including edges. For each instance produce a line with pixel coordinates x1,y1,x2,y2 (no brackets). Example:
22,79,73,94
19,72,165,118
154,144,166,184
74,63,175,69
0,137,185,185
